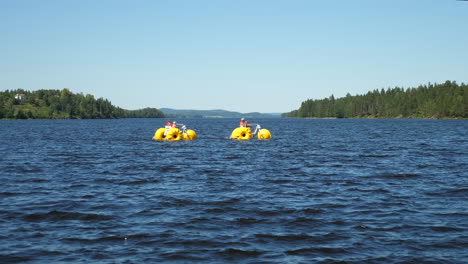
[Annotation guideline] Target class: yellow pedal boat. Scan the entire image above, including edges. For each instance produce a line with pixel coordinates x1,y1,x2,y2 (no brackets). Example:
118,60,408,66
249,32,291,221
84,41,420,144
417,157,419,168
230,124,271,140
153,124,197,141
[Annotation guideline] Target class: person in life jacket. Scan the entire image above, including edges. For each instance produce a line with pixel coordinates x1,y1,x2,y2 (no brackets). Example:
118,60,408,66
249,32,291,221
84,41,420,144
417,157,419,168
164,120,172,135
172,121,177,128
239,117,252,128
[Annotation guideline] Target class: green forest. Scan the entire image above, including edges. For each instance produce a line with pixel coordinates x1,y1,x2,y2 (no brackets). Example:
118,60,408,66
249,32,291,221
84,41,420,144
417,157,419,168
283,81,467,119
0,88,165,119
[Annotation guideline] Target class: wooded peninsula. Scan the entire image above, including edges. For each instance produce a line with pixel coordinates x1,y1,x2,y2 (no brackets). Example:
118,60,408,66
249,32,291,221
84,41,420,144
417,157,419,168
283,81,467,119
0,88,164,119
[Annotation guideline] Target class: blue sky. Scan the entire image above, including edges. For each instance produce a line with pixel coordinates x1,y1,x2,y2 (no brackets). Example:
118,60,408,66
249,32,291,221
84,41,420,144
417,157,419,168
1,0,467,113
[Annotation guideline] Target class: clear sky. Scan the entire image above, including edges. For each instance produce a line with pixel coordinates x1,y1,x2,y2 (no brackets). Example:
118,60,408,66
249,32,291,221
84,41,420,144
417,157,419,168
1,0,467,113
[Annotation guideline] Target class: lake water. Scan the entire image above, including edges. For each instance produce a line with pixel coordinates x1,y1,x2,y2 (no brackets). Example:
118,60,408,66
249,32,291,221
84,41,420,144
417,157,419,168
1,118,467,263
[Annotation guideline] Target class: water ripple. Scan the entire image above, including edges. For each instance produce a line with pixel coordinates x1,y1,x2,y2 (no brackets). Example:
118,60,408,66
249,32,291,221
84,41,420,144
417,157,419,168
0,118,467,263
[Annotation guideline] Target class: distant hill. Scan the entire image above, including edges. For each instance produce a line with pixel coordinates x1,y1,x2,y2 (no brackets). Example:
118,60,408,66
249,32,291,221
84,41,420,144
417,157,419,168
160,108,280,118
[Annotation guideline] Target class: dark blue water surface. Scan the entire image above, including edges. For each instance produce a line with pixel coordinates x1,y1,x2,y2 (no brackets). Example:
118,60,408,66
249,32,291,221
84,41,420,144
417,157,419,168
1,118,467,263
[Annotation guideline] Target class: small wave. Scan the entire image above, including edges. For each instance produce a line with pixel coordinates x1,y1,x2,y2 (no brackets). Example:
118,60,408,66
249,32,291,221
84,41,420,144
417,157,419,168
446,188,468,194
301,208,324,214
287,217,323,226
254,233,313,242
97,170,119,175
269,179,293,184
159,252,207,261
369,224,423,232
158,165,182,173
429,225,465,232
0,254,32,264
205,197,242,206
435,212,468,218
204,208,227,214
20,167,44,173
31,178,49,183
285,246,348,255
0,191,22,196
423,238,468,249
160,197,196,207
358,188,390,194
223,154,242,160
329,219,348,226
3,165,44,174
1,249,65,264
134,231,178,246
378,173,421,178
70,184,87,188
23,210,114,222
63,235,125,244
358,154,397,158
93,178,116,184
320,203,347,209
217,248,264,258
125,233,153,240
417,164,431,169
119,179,160,185
425,188,468,197
235,217,265,225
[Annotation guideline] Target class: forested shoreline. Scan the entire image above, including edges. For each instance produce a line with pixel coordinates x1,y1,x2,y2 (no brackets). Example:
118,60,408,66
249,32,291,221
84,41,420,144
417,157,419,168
3,81,467,120
0,89,165,119
283,81,467,119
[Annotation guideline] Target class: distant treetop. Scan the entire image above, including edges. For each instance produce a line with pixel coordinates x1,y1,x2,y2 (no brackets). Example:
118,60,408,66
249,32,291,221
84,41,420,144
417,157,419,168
283,81,467,119
0,88,165,119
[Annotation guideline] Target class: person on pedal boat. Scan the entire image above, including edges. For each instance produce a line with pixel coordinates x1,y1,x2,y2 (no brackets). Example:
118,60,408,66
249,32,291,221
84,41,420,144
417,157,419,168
164,120,172,135
239,117,252,128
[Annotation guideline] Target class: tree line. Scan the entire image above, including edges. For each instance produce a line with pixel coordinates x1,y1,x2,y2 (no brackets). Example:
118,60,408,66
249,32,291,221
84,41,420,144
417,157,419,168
283,81,467,119
0,88,165,119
